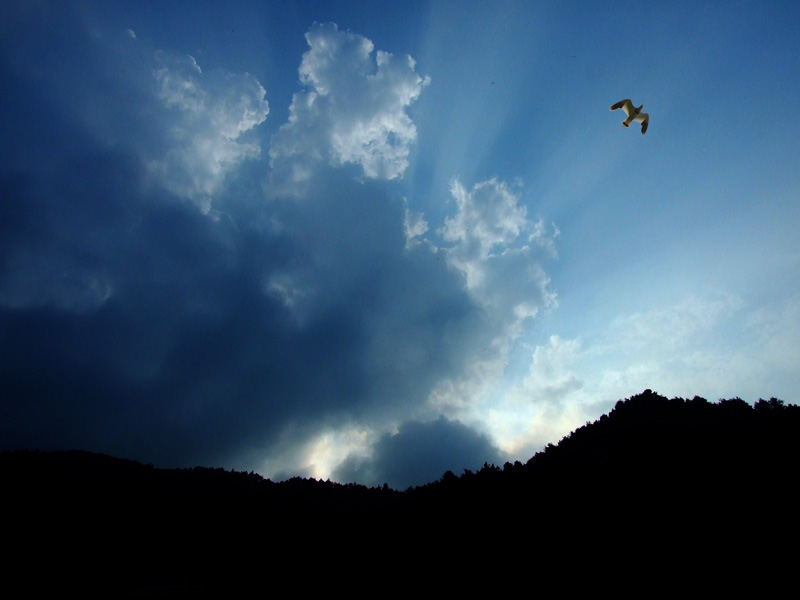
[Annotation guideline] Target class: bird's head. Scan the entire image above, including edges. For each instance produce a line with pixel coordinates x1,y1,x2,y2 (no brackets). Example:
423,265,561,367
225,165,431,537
637,104,643,112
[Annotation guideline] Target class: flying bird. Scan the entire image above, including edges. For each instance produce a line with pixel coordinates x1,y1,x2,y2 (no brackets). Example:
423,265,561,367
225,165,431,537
610,99,649,135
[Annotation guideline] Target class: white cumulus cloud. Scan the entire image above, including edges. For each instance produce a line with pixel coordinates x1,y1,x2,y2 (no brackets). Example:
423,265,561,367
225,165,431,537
269,23,429,195
439,178,557,321
420,178,560,449
148,51,269,211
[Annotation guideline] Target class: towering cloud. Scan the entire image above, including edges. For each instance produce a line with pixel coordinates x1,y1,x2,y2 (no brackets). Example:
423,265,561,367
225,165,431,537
0,16,563,489
269,23,429,196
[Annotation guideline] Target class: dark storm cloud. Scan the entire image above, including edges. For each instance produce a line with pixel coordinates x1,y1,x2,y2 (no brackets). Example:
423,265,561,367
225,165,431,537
334,417,506,490
0,152,483,469
0,49,477,471
0,149,285,465
1,12,555,484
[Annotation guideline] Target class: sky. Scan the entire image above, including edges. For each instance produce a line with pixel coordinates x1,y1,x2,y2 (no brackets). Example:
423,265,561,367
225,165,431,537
1,1,799,490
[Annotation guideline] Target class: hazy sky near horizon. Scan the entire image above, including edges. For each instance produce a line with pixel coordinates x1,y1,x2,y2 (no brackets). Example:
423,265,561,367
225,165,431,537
2,1,799,489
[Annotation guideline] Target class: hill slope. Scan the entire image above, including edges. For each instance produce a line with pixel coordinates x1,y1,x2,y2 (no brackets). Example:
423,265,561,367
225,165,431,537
3,389,798,592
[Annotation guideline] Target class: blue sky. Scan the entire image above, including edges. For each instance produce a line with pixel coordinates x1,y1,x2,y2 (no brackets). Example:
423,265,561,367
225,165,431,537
2,1,799,489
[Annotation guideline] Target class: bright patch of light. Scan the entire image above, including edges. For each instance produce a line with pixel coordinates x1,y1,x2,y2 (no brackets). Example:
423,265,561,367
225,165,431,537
303,426,374,481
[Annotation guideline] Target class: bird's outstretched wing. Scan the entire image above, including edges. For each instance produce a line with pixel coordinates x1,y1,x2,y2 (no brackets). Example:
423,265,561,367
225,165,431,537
610,99,634,116
633,112,649,135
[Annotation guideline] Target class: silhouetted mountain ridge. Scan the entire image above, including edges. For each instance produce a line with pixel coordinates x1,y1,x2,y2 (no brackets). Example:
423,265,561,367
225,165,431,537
405,390,798,512
4,390,798,510
4,389,798,592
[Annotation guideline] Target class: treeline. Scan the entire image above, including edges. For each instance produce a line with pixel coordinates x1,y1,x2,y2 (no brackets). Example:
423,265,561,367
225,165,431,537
4,389,799,513
3,389,799,592
1,448,405,515
407,390,799,513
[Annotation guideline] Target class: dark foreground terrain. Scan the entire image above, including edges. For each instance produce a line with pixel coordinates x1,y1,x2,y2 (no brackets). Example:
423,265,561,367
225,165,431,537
4,390,798,593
